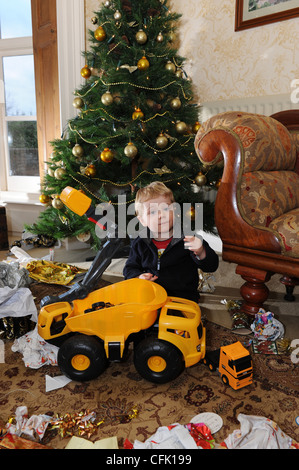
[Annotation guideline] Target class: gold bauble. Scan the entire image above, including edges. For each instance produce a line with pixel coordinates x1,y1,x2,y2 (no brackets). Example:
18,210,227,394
124,142,138,158
175,69,183,78
91,17,98,25
168,31,176,43
94,26,106,41
47,167,55,177
175,121,187,134
101,91,114,106
54,168,67,180
132,107,144,120
136,29,148,44
80,65,91,79
52,196,64,210
85,164,96,177
73,97,84,109
170,97,181,110
72,144,84,158
100,148,114,163
192,121,201,133
195,171,207,187
157,32,164,42
156,134,168,149
165,61,176,73
137,56,150,71
39,194,51,204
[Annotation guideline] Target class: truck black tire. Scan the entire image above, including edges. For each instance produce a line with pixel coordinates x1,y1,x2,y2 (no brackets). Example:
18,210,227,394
57,334,108,381
133,337,184,384
221,374,229,385
203,358,216,372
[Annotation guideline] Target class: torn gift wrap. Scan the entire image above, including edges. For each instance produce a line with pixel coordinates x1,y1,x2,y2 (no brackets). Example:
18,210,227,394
0,261,32,288
0,262,37,338
224,414,298,449
0,286,38,322
11,326,58,369
250,308,284,342
6,406,52,441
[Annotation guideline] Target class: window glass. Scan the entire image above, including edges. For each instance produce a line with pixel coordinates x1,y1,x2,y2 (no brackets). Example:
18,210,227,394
0,0,32,39
7,121,39,177
3,55,36,116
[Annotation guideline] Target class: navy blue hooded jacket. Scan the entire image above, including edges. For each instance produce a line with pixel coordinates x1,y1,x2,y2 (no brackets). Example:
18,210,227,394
123,230,219,302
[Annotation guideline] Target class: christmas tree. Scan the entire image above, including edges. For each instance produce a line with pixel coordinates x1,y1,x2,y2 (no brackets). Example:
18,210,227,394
27,0,222,249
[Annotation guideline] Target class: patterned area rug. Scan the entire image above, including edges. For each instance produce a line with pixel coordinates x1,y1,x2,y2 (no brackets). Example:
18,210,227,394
0,281,298,449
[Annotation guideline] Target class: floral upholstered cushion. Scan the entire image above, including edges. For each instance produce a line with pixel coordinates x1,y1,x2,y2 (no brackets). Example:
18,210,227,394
195,111,299,258
240,170,299,226
269,209,299,257
240,170,299,257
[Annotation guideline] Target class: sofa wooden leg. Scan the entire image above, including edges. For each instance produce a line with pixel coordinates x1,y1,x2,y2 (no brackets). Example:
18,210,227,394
280,276,298,302
236,266,272,317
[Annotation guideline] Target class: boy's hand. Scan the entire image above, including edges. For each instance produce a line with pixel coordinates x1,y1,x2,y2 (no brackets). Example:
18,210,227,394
184,235,206,259
139,273,158,281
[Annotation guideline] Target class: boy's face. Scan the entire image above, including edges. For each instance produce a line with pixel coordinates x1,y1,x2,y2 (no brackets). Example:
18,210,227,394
137,195,174,239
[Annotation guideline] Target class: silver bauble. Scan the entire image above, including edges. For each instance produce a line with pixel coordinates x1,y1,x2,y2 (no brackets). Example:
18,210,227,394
124,142,138,158
136,29,148,44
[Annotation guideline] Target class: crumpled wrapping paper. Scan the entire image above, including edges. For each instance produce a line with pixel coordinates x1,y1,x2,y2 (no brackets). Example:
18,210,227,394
0,286,38,323
250,308,284,341
0,261,32,288
198,269,216,293
9,246,86,285
11,326,58,369
6,406,52,441
26,260,80,285
0,260,37,339
224,414,298,449
132,422,215,449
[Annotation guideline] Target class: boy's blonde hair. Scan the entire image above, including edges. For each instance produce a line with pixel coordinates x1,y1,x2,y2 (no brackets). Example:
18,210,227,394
135,181,174,216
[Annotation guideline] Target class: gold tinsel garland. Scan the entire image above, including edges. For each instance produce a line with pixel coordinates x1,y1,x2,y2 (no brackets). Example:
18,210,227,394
70,170,191,205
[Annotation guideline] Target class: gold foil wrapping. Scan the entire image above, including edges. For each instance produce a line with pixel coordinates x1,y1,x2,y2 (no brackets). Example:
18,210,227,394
26,260,86,285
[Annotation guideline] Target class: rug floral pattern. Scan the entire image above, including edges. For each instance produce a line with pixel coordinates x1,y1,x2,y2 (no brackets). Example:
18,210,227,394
1,315,298,449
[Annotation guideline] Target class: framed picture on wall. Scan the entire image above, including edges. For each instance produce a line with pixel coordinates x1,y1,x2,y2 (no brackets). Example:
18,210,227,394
235,0,299,31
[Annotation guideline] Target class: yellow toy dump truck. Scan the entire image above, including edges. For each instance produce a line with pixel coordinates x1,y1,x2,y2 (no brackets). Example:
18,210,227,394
38,278,206,384
37,186,252,387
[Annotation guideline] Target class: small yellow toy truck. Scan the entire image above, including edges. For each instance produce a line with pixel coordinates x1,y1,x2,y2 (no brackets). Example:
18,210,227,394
37,186,252,387
203,342,253,390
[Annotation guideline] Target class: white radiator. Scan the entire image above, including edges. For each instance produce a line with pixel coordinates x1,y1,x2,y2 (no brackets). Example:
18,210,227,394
200,92,299,122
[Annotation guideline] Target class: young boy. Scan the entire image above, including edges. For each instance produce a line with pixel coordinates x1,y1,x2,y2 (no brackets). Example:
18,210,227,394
123,181,218,302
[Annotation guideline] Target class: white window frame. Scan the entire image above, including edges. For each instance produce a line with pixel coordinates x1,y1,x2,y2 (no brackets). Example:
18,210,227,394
0,36,39,193
0,0,85,204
